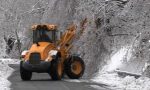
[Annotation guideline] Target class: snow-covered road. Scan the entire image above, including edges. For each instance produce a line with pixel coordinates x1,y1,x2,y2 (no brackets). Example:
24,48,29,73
1,59,150,90
8,63,109,90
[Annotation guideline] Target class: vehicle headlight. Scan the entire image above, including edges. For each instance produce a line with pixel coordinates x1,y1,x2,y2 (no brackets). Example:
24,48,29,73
46,50,58,62
49,50,58,56
21,50,29,58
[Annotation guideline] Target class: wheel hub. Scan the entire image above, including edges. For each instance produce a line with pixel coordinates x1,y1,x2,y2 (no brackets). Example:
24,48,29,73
71,61,82,75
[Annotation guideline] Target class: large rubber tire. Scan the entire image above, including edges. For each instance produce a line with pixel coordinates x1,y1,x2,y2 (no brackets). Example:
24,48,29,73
20,61,32,81
50,58,63,80
65,56,85,79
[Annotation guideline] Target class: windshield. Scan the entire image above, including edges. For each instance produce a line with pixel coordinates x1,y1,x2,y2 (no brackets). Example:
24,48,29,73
33,29,56,43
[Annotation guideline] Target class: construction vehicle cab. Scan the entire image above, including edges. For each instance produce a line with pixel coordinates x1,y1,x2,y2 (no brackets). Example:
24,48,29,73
32,25,57,43
20,24,85,81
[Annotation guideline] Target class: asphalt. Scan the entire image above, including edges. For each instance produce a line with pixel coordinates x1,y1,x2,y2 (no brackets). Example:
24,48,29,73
8,64,111,90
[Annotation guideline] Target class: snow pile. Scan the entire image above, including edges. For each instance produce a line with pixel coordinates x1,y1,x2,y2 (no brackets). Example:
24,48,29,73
0,59,19,90
103,46,131,72
92,72,150,90
92,46,150,90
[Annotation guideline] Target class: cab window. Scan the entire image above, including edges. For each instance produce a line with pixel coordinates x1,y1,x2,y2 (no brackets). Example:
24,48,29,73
33,29,56,43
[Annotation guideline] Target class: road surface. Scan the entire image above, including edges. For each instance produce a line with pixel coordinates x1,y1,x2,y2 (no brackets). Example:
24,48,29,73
8,64,111,90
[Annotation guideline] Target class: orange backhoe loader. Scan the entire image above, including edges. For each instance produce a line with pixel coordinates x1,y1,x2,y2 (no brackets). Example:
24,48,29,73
20,20,87,80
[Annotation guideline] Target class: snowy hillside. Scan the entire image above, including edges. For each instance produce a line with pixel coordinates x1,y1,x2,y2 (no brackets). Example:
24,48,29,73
0,59,18,90
0,0,150,90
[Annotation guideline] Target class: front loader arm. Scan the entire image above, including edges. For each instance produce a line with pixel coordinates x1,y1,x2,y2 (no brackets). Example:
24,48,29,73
57,18,88,53
57,24,76,53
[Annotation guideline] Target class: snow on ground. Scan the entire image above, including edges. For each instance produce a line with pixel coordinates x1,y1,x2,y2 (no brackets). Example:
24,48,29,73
0,59,19,90
104,47,131,72
92,46,150,90
90,85,106,90
64,79,89,83
92,72,150,90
